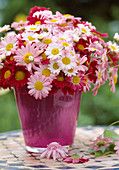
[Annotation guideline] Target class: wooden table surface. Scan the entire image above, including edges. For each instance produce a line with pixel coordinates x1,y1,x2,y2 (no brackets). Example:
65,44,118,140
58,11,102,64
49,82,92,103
0,126,119,170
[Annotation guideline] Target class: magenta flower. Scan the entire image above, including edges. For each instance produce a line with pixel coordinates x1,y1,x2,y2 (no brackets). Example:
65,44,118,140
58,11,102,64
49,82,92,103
63,155,89,164
114,138,119,155
89,135,113,152
40,142,68,160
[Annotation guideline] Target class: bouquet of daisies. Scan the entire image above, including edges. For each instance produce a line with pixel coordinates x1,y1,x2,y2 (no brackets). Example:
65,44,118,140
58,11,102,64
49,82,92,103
0,6,118,99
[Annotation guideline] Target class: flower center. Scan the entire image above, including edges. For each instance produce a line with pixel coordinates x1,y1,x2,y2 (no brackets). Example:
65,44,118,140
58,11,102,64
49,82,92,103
6,43,13,51
96,141,106,146
110,45,116,51
60,23,68,27
34,81,43,91
68,68,74,73
81,28,87,33
50,19,58,22
10,55,14,61
62,42,69,47
30,28,37,31
15,71,25,80
57,76,64,81
42,68,51,77
23,53,33,64
77,44,85,51
64,14,71,17
51,48,59,55
114,75,117,84
83,76,88,84
28,36,35,41
72,76,80,84
98,72,101,80
77,59,80,66
4,70,11,79
43,39,52,44
35,21,41,25
53,63,59,70
41,53,47,60
62,57,71,65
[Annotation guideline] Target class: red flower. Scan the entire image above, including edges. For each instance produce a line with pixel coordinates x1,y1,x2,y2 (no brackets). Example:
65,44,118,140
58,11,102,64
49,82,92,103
63,155,89,164
0,61,15,89
11,66,30,88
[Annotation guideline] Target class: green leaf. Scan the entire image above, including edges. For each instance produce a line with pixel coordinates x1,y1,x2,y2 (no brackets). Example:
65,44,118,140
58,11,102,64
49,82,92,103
103,129,119,142
95,150,115,157
88,149,94,154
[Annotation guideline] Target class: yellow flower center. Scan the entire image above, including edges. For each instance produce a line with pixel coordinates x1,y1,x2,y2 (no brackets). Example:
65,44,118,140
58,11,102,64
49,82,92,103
51,48,59,55
34,81,43,91
98,72,101,80
60,23,68,27
28,36,35,41
10,55,14,61
64,14,71,17
15,71,25,80
62,42,69,47
23,53,33,64
59,38,65,40
110,45,116,51
23,42,27,45
114,76,117,84
72,76,80,84
57,76,64,81
6,43,13,51
4,70,11,79
41,53,47,60
42,68,51,77
53,63,59,70
50,19,58,22
43,39,52,44
83,76,88,84
77,44,85,51
81,28,87,33
62,57,71,65
68,69,73,73
77,60,80,66
35,21,41,25
30,28,37,31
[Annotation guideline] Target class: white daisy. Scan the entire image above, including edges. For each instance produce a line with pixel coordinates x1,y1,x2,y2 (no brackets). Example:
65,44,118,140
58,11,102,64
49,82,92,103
48,61,61,75
25,25,40,32
64,67,78,77
108,41,119,53
22,32,39,43
45,43,62,60
35,64,56,82
0,25,11,33
78,24,91,36
58,52,77,70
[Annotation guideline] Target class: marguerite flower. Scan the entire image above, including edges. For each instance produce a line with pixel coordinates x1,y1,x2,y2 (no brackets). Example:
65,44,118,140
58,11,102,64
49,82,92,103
0,35,17,55
35,64,56,81
58,51,77,70
45,43,62,60
27,72,52,99
0,25,11,33
63,154,89,164
40,142,68,160
107,41,119,53
25,25,40,32
14,43,41,71
48,61,61,74
22,32,39,43
78,24,91,36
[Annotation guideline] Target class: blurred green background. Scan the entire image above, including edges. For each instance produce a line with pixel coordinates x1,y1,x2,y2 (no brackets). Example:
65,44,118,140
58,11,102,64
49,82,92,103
0,0,119,132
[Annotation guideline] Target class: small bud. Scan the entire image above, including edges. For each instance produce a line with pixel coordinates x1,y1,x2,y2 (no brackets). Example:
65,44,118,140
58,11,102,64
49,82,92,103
114,33,119,41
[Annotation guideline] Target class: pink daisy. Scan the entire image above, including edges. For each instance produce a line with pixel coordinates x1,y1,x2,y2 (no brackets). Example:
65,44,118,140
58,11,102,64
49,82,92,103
109,68,118,93
114,138,119,155
40,142,68,160
14,43,41,71
0,35,17,56
27,72,52,99
89,135,113,152
11,20,28,31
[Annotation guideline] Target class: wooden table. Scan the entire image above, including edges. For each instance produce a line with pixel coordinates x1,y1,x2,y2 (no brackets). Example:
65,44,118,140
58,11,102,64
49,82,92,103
0,126,119,170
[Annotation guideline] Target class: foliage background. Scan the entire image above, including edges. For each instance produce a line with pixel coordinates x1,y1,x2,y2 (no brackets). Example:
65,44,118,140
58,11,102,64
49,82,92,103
0,0,119,132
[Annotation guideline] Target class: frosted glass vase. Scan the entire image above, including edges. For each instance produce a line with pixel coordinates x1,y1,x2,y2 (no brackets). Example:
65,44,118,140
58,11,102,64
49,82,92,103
14,86,81,153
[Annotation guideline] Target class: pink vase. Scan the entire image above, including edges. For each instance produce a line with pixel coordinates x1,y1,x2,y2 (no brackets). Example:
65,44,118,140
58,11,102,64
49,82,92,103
14,86,81,153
